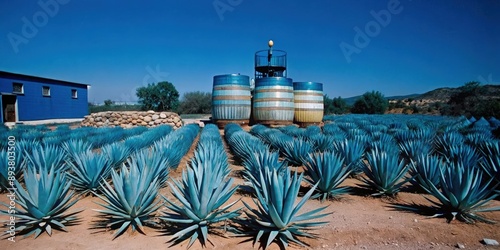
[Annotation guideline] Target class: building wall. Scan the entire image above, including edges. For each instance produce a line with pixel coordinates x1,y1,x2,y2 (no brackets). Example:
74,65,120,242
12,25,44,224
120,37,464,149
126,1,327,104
0,73,88,121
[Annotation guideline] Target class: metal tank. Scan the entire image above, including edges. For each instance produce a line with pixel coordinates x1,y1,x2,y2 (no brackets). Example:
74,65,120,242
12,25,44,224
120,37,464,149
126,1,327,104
252,77,294,125
212,74,251,128
293,82,324,126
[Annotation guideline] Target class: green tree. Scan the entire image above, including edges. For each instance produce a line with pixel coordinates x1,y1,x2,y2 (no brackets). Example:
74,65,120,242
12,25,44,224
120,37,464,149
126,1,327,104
136,81,179,111
324,95,333,114
446,81,485,116
104,99,114,106
178,91,212,114
351,91,388,114
474,99,500,118
324,95,349,114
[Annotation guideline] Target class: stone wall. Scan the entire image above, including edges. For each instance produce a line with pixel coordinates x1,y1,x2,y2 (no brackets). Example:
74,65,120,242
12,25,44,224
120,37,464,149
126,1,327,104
81,111,183,129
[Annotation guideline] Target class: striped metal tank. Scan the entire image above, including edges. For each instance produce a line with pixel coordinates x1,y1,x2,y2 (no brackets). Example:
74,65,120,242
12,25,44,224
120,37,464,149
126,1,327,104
293,82,324,126
253,77,294,125
212,74,251,127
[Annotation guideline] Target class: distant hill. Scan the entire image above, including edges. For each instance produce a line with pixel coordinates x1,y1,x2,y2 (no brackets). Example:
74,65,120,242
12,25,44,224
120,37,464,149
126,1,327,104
417,84,500,101
343,93,420,106
416,87,459,100
342,84,500,104
340,84,500,115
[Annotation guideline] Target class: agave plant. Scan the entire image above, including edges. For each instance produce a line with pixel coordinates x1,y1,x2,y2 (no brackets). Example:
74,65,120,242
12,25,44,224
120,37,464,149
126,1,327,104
243,149,288,193
279,125,306,139
93,163,162,239
199,124,222,142
369,134,399,155
191,140,231,179
440,144,482,169
333,139,365,175
397,162,500,223
480,141,500,186
128,149,170,188
307,134,337,152
88,128,127,149
304,126,322,138
159,146,240,248
302,152,351,202
237,168,330,249
152,124,199,169
20,131,44,142
360,147,410,196
277,138,314,166
0,165,81,238
464,132,493,148
337,122,358,132
66,151,112,194
101,142,132,169
249,124,273,143
61,139,93,164
399,139,433,164
26,144,68,172
42,136,67,147
0,146,25,192
225,130,269,164
122,126,148,138
408,155,445,191
434,132,464,156
123,125,173,152
415,127,436,144
15,139,41,155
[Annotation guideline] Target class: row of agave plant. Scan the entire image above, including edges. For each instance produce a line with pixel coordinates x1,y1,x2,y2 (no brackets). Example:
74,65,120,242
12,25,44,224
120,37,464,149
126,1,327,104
0,124,183,193
1,122,321,249
224,124,331,249
159,124,240,248
101,123,331,249
1,114,499,248
0,124,200,239
0,124,149,150
245,114,500,224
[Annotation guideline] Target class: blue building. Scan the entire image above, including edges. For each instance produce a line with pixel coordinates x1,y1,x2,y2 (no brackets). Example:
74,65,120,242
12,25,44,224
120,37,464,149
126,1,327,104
0,71,89,123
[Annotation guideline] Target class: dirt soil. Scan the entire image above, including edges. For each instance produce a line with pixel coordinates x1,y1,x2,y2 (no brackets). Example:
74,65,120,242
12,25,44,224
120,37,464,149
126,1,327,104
1,129,500,250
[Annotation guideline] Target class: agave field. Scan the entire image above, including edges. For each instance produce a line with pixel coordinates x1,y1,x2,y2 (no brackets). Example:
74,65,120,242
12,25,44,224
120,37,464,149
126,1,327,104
1,114,500,249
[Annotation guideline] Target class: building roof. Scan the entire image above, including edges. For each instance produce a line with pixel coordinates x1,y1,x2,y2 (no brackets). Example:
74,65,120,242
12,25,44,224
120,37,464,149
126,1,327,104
0,70,90,87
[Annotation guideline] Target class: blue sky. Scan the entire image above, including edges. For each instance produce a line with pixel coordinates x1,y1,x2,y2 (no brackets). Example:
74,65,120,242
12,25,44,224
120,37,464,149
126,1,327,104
1,0,499,104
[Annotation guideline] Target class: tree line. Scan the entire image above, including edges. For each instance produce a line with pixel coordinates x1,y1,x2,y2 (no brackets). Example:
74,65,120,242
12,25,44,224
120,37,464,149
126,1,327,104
92,81,499,118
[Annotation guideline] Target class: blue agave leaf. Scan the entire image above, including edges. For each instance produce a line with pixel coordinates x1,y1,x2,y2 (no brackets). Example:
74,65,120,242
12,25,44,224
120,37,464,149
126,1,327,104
361,147,409,196
302,152,351,201
2,163,81,237
241,167,329,248
409,161,500,223
409,155,445,191
160,124,240,247
67,151,112,194
93,160,161,238
26,144,68,172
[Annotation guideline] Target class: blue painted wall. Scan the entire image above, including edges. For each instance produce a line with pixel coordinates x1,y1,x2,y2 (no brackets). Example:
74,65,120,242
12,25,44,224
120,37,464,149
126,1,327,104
0,72,88,121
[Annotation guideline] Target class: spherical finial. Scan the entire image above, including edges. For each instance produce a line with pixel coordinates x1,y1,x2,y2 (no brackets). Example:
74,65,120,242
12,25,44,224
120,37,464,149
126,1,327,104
268,40,274,48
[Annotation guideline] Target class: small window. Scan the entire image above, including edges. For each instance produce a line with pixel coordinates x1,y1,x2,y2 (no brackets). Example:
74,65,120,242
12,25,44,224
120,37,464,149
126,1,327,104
42,86,50,97
71,89,78,99
13,83,24,94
